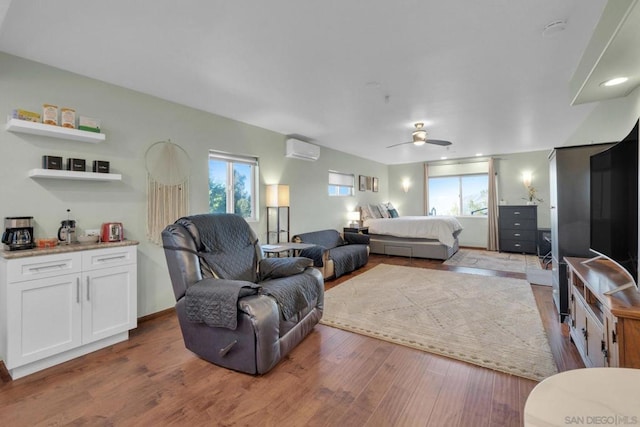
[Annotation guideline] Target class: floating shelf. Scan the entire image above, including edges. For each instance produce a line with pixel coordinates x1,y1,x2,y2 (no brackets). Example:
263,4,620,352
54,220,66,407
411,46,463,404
6,118,106,143
28,169,121,182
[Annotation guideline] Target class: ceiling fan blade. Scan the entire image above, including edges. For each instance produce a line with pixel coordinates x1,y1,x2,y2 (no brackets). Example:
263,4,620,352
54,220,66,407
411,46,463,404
426,139,453,146
386,141,413,148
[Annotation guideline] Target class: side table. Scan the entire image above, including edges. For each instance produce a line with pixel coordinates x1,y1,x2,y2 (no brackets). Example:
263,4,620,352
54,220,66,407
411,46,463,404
524,368,640,426
343,226,369,234
261,242,315,257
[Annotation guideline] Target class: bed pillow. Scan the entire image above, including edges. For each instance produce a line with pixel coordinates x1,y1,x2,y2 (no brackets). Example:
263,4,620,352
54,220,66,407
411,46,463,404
360,205,375,220
377,203,390,218
368,204,383,219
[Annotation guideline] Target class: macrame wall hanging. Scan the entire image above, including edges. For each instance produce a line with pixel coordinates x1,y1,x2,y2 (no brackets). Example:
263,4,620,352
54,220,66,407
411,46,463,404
145,140,191,245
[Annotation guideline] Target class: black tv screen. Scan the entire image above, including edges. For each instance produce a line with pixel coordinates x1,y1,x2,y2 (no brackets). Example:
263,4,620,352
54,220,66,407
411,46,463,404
590,120,639,285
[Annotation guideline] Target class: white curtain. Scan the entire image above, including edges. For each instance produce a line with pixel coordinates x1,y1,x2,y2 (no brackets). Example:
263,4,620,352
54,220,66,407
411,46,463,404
423,163,429,215
487,157,499,251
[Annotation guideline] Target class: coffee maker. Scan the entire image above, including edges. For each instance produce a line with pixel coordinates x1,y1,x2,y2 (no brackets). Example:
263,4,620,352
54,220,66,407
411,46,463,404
2,216,35,251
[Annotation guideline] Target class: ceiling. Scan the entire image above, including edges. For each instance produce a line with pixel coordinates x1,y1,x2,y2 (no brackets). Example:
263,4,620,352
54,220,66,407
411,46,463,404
0,0,636,165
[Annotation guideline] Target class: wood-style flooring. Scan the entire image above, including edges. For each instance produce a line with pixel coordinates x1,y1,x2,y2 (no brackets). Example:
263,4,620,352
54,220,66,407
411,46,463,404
0,252,584,426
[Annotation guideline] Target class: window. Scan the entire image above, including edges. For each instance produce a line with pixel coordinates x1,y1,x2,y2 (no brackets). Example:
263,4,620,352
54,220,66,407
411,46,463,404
428,174,488,216
208,151,259,221
328,171,355,196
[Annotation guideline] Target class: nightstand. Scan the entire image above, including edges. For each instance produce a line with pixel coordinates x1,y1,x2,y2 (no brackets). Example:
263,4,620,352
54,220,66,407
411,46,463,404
344,226,369,234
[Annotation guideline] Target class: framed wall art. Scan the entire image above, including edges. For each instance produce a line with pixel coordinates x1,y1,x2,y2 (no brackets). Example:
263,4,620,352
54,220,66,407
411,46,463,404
372,177,379,192
359,175,367,191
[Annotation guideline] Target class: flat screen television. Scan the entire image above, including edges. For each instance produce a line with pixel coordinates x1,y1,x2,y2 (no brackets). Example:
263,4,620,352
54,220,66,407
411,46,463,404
589,120,639,293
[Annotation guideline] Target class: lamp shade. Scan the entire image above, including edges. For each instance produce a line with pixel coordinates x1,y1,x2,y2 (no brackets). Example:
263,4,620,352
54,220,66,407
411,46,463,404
266,184,290,207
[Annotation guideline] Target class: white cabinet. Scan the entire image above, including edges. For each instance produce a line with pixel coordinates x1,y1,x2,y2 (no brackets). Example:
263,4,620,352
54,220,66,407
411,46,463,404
0,244,137,379
81,247,137,343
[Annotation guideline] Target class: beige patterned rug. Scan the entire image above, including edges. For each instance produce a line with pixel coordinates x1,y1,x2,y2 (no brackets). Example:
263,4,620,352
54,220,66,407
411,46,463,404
321,264,557,381
443,249,541,273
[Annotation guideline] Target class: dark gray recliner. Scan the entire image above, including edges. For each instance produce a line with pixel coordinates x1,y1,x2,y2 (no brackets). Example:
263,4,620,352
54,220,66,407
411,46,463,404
162,213,324,374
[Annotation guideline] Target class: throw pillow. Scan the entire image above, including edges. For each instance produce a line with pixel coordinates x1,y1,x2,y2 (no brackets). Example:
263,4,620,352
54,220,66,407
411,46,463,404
377,203,390,218
388,208,399,218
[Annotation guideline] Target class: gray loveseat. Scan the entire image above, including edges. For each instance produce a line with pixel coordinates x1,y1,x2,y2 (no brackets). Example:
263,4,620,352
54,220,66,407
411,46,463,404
292,229,369,279
162,213,324,374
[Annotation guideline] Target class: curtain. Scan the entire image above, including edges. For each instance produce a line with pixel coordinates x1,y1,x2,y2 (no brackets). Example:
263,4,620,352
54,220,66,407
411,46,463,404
487,157,499,251
423,163,429,215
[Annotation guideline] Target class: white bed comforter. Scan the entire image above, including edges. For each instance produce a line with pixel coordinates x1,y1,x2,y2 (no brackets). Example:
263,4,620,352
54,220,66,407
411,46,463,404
363,216,463,248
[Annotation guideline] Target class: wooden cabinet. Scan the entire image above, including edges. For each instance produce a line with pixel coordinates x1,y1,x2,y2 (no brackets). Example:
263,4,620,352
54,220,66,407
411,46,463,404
0,245,137,379
498,205,537,254
566,257,640,368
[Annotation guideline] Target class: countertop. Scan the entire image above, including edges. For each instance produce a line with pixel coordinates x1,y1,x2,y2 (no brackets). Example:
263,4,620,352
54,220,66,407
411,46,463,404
0,240,139,259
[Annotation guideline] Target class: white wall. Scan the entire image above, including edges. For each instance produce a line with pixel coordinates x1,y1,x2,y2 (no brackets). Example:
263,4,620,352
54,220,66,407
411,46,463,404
388,150,551,248
0,53,388,317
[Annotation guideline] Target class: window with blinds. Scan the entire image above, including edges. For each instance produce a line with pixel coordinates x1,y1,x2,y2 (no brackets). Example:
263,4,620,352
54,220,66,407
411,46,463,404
328,171,355,197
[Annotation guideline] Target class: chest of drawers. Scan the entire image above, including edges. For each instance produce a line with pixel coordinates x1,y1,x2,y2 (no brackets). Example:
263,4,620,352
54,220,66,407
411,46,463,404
498,205,537,254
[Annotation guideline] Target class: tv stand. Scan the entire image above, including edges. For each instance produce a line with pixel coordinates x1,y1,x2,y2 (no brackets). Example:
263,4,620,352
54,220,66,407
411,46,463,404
565,257,640,368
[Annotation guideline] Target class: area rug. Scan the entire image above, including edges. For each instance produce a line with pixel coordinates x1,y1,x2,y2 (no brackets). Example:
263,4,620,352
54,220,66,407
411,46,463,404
320,264,557,381
443,249,541,273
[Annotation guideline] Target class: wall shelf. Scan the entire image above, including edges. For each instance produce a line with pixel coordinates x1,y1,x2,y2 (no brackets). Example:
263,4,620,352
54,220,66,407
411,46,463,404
28,169,121,182
6,118,105,143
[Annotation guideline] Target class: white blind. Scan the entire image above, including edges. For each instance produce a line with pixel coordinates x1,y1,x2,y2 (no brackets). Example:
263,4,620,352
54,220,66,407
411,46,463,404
209,150,258,166
328,171,354,187
428,161,489,177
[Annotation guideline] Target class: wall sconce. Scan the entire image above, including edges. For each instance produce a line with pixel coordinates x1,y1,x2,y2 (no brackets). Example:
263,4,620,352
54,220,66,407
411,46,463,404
347,211,361,227
522,171,532,188
266,184,290,207
402,179,411,193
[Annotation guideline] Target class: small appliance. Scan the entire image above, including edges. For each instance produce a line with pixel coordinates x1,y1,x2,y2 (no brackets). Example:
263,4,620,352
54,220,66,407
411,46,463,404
58,219,77,244
101,222,123,242
2,216,35,251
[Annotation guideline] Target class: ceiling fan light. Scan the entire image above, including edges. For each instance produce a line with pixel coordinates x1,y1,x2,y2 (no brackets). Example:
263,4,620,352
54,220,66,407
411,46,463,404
413,140,426,146
413,130,427,141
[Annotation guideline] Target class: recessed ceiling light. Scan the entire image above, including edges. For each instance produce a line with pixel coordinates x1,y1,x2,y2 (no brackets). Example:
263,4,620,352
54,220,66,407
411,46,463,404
475,153,482,156
440,156,447,160
600,77,628,87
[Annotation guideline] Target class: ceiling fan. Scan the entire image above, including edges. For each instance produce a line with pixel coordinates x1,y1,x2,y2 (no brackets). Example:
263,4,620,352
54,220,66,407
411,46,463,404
386,122,453,148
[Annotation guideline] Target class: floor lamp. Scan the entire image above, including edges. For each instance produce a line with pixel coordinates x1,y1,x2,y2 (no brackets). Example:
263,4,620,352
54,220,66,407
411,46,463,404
266,184,290,244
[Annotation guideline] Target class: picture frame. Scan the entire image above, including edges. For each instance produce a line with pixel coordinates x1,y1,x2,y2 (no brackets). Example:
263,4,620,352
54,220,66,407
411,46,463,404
372,177,378,192
359,175,367,191
366,176,372,190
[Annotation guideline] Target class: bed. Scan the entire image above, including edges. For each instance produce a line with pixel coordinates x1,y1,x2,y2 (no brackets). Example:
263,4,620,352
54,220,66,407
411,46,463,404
360,204,463,260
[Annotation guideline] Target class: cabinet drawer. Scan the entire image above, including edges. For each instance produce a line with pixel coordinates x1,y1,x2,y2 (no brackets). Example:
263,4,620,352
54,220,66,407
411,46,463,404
499,240,536,254
7,252,82,283
498,218,537,230
499,206,537,220
499,229,536,241
82,246,136,271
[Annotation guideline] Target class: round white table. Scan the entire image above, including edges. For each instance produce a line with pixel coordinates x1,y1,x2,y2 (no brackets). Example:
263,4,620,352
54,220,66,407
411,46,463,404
524,368,640,426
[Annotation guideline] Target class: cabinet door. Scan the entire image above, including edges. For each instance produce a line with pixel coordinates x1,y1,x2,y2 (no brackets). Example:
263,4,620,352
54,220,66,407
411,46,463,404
82,265,136,343
6,274,82,368
572,294,588,357
586,310,606,367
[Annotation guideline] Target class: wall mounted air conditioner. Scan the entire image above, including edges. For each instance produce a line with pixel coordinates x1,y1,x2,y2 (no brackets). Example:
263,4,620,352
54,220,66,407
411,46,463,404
285,138,320,161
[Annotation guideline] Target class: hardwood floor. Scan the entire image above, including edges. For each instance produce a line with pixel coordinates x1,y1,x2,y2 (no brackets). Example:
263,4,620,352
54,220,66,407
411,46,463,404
0,253,584,426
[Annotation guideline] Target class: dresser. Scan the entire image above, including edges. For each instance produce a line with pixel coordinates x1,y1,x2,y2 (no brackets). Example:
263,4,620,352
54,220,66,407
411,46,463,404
498,205,537,254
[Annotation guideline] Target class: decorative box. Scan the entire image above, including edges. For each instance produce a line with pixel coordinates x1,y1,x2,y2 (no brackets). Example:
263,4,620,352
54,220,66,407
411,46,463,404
79,116,101,133
93,160,110,173
42,155,63,170
66,158,86,172
12,109,41,122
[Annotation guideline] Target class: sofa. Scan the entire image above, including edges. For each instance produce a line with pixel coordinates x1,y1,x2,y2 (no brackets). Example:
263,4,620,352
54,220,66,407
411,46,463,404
291,229,369,279
162,213,324,374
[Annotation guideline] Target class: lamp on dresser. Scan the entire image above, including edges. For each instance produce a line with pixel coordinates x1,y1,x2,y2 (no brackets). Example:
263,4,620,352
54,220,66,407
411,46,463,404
266,184,290,244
